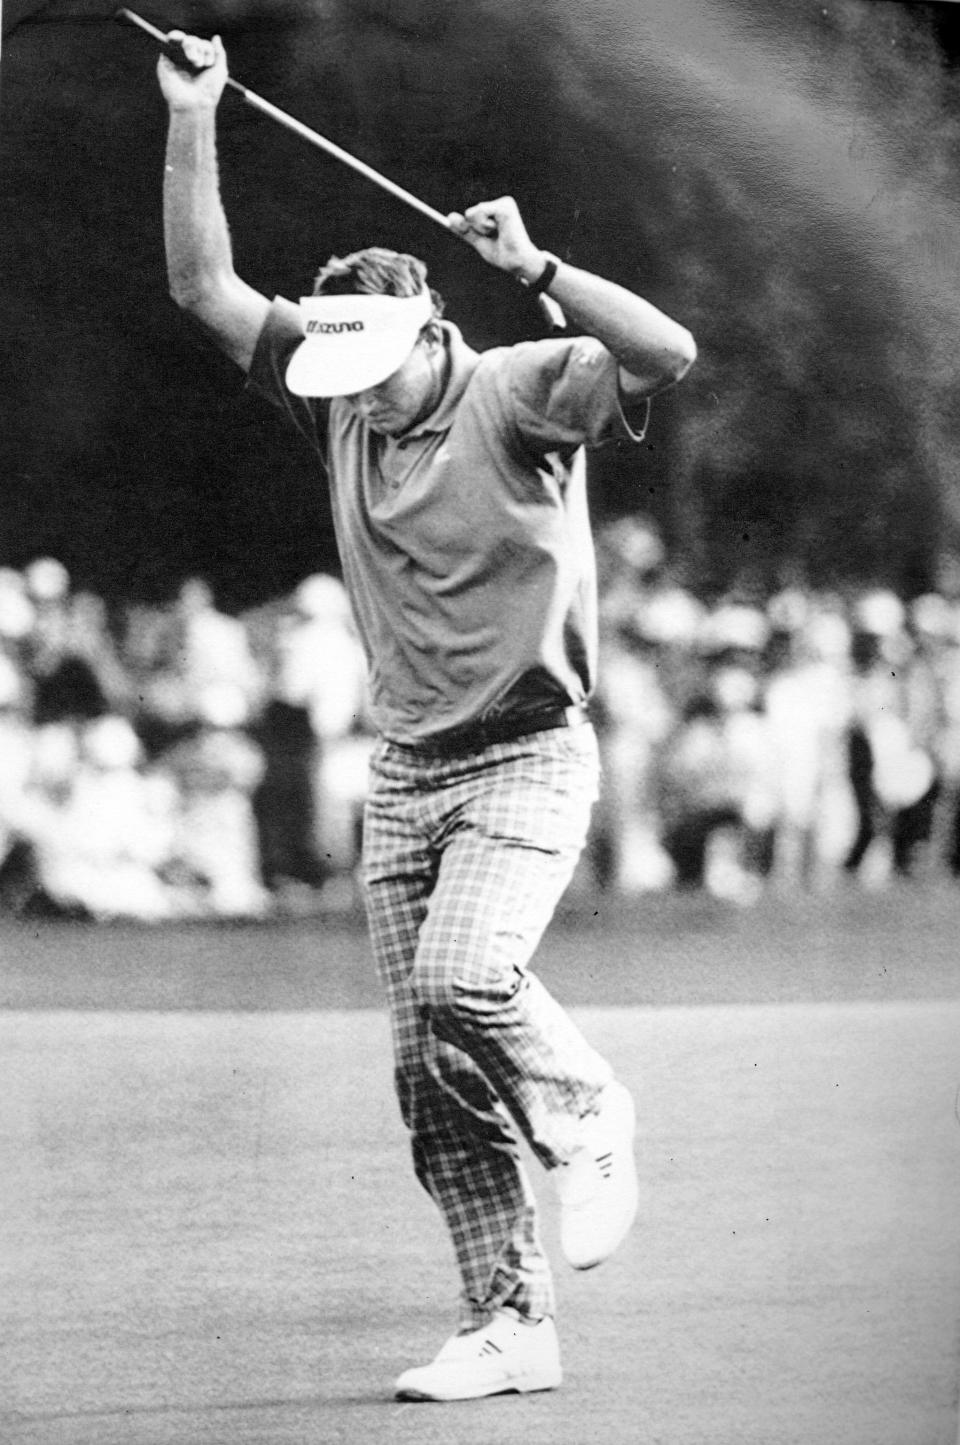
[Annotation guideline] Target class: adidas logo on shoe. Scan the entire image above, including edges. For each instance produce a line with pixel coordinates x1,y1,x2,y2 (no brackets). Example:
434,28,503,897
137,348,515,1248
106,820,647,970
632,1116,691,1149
394,1310,562,1401
555,1080,638,1270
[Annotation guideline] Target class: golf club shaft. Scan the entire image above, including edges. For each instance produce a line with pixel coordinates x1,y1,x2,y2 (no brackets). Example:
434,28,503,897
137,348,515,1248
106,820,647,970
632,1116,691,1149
233,89,454,231
116,8,566,327
117,7,450,226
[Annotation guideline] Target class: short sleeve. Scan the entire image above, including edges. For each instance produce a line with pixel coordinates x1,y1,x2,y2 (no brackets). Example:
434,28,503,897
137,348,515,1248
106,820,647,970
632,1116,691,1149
505,337,649,453
246,296,329,458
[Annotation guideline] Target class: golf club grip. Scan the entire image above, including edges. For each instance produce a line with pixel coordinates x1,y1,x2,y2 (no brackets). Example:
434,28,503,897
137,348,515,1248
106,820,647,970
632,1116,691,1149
160,34,206,76
116,11,207,76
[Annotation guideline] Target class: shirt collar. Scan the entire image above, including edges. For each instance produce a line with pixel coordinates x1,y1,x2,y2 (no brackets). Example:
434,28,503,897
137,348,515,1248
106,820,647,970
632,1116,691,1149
400,321,480,438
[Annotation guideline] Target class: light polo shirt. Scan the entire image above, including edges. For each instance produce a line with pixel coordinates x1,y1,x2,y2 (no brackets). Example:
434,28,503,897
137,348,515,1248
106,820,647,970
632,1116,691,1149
248,296,649,744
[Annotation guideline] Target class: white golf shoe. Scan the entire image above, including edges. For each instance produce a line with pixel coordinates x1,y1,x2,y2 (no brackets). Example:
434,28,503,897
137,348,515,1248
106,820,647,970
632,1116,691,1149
394,1310,562,1401
555,1079,638,1270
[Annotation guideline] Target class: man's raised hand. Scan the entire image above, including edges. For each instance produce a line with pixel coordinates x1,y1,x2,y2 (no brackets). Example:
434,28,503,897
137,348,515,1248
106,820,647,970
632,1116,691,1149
157,32,228,109
446,197,548,285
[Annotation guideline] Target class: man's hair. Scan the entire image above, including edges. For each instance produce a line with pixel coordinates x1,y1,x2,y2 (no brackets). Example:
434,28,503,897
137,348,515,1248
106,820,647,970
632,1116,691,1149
312,247,445,321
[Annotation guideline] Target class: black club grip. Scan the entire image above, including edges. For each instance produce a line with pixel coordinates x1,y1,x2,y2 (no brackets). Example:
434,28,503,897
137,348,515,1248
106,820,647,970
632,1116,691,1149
160,34,210,76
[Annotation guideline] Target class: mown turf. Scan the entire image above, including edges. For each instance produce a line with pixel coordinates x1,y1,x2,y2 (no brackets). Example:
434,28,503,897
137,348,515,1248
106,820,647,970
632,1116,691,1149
2,887,959,1444
2,880,959,1012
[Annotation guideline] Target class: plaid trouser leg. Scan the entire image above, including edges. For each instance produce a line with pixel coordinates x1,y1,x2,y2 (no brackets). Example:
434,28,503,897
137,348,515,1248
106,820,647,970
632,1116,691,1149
361,726,611,1329
363,787,553,1329
409,729,612,1166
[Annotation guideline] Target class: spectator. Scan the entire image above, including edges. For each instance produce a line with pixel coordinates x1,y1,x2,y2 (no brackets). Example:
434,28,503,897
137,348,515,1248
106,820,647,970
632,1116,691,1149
0,650,40,913
252,573,368,906
907,593,960,877
654,600,776,904
134,577,263,753
843,590,938,884
939,616,960,876
65,590,135,716
289,575,371,897
160,683,270,918
656,694,749,895
763,594,855,889
21,558,113,728
0,568,34,651
33,716,178,920
591,559,695,893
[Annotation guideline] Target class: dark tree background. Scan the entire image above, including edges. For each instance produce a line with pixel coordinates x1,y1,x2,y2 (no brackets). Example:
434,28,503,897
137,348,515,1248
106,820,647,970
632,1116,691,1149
2,0,960,609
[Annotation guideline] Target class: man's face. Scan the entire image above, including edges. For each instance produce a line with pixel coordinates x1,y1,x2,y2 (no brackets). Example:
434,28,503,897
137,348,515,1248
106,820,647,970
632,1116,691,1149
341,334,441,437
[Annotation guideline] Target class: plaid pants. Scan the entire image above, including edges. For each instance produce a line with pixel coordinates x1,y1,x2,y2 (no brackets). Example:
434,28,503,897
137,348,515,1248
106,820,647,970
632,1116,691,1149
360,722,612,1330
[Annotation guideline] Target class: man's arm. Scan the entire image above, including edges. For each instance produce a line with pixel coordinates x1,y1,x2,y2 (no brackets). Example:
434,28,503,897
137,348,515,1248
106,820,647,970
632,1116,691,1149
447,197,696,399
159,33,269,373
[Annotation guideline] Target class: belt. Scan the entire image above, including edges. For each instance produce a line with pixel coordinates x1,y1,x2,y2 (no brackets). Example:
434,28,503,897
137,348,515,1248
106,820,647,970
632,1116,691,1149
392,703,589,758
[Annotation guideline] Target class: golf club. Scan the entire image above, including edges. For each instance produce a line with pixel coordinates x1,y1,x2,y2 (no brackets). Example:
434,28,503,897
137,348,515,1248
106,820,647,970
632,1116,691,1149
116,8,566,330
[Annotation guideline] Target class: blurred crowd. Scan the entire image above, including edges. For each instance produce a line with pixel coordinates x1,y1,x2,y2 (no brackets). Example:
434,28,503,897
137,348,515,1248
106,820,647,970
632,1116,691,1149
0,525,959,922
0,558,370,922
590,518,960,906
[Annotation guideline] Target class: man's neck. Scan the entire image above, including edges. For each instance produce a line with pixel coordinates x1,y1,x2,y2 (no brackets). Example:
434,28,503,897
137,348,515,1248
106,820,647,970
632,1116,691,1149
407,346,451,433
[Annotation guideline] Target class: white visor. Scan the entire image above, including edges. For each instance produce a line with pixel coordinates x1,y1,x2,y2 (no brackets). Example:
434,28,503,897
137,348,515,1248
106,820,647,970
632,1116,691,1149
286,290,434,398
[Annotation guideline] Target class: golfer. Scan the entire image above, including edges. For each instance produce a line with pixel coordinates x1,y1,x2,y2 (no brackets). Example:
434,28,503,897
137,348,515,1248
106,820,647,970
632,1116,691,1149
158,32,696,1402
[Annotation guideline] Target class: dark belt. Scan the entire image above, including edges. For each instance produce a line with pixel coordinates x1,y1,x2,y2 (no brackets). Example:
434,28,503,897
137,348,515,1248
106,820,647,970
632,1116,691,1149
391,703,589,758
